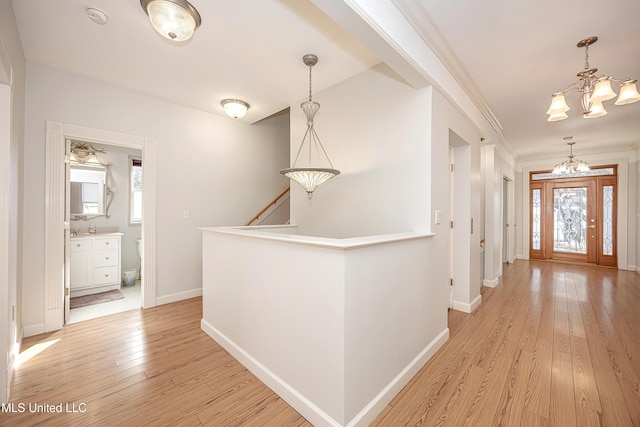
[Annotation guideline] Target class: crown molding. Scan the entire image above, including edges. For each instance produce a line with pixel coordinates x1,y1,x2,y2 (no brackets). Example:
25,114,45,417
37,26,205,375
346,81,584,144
391,0,513,156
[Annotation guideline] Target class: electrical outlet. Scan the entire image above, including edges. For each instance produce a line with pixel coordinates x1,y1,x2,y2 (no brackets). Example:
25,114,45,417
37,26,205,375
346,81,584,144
435,210,441,225
183,210,190,219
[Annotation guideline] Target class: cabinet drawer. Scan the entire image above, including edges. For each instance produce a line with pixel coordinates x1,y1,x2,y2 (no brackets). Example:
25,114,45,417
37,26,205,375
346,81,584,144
94,238,119,250
94,266,119,286
94,249,119,268
70,239,92,252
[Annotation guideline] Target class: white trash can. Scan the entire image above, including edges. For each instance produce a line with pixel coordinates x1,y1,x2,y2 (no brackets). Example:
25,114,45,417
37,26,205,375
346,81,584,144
122,269,137,286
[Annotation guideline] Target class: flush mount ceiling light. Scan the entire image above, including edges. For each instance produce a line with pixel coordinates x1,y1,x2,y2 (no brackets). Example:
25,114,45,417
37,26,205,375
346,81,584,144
140,0,201,42
221,99,250,119
546,36,640,121
280,54,340,199
552,138,590,175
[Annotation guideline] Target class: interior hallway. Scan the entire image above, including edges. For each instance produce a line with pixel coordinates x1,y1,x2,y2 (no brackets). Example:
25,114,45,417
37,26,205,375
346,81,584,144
6,261,640,426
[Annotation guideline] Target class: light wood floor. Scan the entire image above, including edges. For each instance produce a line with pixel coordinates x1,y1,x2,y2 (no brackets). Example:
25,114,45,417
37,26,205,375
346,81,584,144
5,260,640,426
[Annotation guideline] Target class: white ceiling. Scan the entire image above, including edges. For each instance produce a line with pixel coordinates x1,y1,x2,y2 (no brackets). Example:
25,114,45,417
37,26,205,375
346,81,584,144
11,0,640,160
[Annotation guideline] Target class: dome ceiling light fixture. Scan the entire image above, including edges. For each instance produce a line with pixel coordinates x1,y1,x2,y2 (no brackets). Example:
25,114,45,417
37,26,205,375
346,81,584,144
221,99,250,119
280,54,340,199
140,0,201,42
552,137,590,175
546,36,640,122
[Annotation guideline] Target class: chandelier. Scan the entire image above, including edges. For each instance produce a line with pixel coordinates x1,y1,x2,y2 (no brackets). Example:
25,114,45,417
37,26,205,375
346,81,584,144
552,139,589,175
546,36,640,121
280,54,340,199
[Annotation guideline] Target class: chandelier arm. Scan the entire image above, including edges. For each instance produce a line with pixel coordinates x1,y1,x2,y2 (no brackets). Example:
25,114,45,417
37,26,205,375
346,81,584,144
291,125,312,168
556,82,582,95
310,127,336,169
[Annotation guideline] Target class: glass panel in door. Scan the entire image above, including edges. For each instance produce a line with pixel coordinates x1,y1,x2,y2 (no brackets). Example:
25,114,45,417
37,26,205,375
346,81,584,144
553,187,587,254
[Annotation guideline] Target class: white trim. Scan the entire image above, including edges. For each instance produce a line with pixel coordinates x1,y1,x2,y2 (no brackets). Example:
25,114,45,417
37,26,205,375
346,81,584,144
452,294,482,313
23,323,45,338
345,328,449,427
155,288,202,306
483,277,499,288
44,121,157,333
201,319,449,427
0,82,10,404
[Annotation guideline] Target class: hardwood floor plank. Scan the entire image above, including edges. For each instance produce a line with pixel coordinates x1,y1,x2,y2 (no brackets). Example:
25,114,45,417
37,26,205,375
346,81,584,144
491,348,533,427
549,351,576,426
571,335,602,412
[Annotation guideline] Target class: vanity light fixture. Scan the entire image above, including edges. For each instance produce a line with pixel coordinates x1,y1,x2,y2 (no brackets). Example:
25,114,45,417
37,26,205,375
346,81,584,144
280,54,340,199
546,36,640,121
140,0,201,42
221,99,250,119
69,141,106,165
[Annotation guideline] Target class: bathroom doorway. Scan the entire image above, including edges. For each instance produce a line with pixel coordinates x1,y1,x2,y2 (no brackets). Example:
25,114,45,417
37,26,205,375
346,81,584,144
44,120,157,334
66,141,143,324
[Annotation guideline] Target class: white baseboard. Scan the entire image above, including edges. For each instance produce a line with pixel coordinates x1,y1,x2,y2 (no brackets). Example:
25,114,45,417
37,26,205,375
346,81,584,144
23,323,45,338
201,319,341,427
155,288,202,306
483,277,499,288
452,294,482,314
347,328,449,426
201,319,449,427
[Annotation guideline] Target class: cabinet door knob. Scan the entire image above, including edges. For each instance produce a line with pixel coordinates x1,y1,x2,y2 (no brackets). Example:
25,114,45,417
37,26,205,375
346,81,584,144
76,244,81,247
105,242,110,245
105,274,109,277
105,257,109,260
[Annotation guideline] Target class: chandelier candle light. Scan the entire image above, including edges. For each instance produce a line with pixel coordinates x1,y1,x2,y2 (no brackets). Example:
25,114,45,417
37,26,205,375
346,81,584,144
546,36,640,121
280,54,340,199
552,139,590,175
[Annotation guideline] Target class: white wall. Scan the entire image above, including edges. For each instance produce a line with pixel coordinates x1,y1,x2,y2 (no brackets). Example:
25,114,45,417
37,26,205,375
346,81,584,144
70,143,142,272
0,0,25,403
22,64,290,330
290,64,432,238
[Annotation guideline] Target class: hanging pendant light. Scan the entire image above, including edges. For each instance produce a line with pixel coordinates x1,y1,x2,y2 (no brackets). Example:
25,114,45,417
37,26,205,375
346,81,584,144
552,139,590,175
546,36,640,121
280,54,340,199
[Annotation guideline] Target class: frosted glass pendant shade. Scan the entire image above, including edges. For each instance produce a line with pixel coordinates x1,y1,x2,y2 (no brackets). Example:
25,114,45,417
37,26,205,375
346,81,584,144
547,111,568,122
141,0,201,41
546,93,570,115
591,77,616,102
615,80,640,105
281,168,340,199
584,100,607,118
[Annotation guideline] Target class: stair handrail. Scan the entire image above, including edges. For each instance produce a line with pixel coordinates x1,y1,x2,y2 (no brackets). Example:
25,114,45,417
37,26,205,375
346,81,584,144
245,187,290,226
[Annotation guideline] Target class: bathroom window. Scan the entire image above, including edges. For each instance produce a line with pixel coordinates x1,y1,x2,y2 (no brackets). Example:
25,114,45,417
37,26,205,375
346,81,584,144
129,157,143,224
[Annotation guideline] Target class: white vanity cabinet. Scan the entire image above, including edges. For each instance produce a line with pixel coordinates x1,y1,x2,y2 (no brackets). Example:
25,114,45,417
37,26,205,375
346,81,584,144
70,233,122,297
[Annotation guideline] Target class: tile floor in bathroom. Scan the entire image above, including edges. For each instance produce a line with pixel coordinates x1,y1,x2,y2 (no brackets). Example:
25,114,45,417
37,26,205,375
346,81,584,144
67,280,142,324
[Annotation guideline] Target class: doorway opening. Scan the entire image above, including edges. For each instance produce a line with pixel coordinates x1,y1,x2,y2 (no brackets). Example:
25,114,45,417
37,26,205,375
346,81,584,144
529,166,617,267
66,142,143,324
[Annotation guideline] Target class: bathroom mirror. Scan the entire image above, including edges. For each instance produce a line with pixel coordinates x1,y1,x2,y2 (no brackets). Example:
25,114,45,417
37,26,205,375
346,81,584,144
69,164,113,220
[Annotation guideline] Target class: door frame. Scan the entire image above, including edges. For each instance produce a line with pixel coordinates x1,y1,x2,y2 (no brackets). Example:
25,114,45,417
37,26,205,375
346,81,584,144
529,166,618,267
44,121,157,333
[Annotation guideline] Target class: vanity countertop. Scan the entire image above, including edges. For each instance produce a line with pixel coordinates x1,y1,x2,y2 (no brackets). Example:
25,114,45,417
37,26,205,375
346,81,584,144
71,232,124,238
